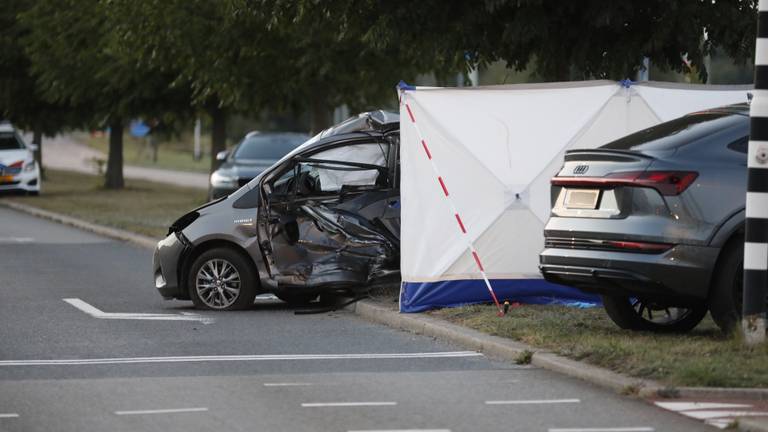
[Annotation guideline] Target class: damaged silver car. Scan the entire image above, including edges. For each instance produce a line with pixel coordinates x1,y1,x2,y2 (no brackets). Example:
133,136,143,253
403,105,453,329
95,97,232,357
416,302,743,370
153,111,401,310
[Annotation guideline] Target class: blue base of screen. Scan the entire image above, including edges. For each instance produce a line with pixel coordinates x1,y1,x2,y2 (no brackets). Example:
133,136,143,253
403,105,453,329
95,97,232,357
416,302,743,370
400,278,601,313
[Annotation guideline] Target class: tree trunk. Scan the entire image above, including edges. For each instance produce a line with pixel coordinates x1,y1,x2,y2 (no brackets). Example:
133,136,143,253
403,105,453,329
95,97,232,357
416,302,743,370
310,93,331,135
209,106,227,174
32,126,44,180
105,120,124,189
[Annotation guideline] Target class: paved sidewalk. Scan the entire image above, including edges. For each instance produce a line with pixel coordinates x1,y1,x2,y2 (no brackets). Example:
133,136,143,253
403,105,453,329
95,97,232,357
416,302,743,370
34,133,208,190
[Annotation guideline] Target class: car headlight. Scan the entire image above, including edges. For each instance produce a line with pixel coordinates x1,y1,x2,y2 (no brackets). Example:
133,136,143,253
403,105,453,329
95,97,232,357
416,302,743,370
23,160,36,172
210,171,237,188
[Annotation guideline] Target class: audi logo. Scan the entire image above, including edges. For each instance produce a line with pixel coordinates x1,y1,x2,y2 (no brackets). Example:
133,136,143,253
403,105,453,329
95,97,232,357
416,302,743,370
572,164,589,175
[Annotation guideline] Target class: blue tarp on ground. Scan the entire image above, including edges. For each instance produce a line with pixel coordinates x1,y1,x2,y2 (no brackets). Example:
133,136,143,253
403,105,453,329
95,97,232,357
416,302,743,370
400,279,601,313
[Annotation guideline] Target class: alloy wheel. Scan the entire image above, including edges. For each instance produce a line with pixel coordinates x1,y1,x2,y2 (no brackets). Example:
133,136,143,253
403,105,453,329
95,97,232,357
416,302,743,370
195,258,241,309
630,298,693,326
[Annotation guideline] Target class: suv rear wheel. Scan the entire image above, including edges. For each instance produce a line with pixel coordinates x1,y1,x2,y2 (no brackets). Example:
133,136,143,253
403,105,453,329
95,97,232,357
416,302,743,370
601,295,707,333
708,238,743,333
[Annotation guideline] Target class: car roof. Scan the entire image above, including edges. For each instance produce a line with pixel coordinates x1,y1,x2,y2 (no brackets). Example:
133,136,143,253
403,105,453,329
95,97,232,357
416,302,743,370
266,111,399,170
691,103,749,116
0,121,15,133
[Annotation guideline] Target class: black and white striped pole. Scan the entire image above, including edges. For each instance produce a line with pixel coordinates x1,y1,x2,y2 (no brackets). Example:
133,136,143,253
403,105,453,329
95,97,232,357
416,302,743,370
743,0,768,345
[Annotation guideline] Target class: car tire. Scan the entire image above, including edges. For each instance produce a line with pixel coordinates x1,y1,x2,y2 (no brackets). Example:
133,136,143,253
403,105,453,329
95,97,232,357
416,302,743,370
708,238,744,333
188,247,257,311
601,295,707,333
275,292,318,305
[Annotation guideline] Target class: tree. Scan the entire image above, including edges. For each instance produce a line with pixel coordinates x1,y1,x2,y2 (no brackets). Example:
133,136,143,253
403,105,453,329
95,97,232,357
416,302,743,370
21,0,189,188
0,0,81,176
108,0,286,173
364,0,758,82
263,0,426,133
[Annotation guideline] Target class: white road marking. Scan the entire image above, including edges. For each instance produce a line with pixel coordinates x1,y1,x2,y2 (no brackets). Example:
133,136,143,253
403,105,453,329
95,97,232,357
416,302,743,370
263,382,314,387
0,413,19,418
680,410,768,420
705,419,735,430
348,430,451,432
486,399,580,405
654,401,752,411
302,402,397,407
0,237,34,244
114,407,208,415
63,298,213,324
548,428,654,432
0,351,482,367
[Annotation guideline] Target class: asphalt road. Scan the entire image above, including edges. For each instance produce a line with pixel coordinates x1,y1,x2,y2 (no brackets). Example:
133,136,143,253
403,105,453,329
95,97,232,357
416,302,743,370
0,205,709,432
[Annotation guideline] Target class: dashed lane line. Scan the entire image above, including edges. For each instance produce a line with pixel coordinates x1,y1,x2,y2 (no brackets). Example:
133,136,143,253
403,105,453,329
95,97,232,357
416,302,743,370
485,399,580,405
348,430,451,432
0,413,19,418
548,428,654,432
114,407,208,416
301,402,397,408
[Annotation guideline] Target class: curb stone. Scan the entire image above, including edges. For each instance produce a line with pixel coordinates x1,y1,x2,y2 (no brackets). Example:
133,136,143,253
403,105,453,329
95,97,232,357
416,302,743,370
346,300,768,402
6,199,768,404
346,300,661,398
740,418,768,432
1,200,158,249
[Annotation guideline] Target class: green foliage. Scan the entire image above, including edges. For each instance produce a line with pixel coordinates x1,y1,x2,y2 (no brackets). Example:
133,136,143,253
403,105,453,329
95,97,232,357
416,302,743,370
0,0,78,134
20,0,190,123
365,0,757,81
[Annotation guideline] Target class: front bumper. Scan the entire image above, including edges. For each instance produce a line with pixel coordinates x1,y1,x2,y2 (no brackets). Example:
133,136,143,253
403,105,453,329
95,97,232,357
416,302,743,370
539,244,720,301
0,168,40,193
153,232,188,299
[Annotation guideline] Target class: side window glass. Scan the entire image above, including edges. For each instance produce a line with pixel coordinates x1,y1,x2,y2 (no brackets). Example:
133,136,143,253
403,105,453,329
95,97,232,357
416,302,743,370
727,136,748,154
300,162,382,193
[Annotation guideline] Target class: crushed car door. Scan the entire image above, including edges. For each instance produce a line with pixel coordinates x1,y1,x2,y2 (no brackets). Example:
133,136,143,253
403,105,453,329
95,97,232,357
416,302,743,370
257,141,399,289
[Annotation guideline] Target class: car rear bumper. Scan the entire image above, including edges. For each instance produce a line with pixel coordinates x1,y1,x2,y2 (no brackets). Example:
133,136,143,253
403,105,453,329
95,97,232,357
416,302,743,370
153,232,188,299
539,244,720,300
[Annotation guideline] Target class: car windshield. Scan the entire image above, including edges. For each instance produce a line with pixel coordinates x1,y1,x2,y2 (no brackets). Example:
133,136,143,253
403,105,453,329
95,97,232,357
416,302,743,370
0,132,24,150
232,134,307,160
601,112,746,152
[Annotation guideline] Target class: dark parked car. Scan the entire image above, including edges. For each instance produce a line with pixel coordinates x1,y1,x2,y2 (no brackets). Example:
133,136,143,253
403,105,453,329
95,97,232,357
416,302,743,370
540,104,751,332
209,131,308,199
154,111,401,310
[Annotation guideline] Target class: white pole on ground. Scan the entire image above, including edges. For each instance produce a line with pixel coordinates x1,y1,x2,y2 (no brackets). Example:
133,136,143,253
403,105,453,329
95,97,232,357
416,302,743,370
193,117,202,161
743,0,768,345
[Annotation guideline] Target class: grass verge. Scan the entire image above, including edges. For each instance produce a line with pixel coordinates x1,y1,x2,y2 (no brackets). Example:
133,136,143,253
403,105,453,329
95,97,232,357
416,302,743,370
4,169,207,238
433,303,768,388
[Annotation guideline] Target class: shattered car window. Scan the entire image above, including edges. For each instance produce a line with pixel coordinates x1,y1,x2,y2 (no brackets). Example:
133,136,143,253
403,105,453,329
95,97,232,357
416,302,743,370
306,143,389,192
269,143,390,195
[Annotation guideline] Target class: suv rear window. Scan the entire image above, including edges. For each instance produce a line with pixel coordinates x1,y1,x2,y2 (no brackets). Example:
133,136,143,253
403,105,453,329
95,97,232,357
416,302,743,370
601,112,746,152
0,132,24,150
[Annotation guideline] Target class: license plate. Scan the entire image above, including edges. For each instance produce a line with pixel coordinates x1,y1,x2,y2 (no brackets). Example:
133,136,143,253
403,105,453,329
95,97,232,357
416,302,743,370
564,189,600,209
0,175,14,184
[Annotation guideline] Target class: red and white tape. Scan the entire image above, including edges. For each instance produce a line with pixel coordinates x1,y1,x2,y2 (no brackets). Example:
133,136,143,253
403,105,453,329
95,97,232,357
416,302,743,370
402,94,505,316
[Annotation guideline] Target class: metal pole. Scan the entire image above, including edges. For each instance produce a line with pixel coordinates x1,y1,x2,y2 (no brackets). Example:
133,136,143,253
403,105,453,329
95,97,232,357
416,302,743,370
743,0,768,345
193,117,202,161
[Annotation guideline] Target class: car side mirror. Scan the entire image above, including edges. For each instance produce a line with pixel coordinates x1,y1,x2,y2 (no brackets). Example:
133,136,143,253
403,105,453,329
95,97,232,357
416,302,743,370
27,143,39,152
216,150,229,161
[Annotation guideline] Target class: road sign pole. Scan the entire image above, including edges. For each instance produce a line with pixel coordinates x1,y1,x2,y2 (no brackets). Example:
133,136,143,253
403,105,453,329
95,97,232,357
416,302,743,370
743,0,768,345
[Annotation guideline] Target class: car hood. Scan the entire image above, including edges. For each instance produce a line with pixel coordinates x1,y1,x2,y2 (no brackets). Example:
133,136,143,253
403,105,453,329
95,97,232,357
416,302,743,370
0,149,31,166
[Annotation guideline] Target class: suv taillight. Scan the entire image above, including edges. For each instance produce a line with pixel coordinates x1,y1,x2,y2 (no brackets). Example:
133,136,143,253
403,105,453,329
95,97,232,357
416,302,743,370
551,171,698,196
